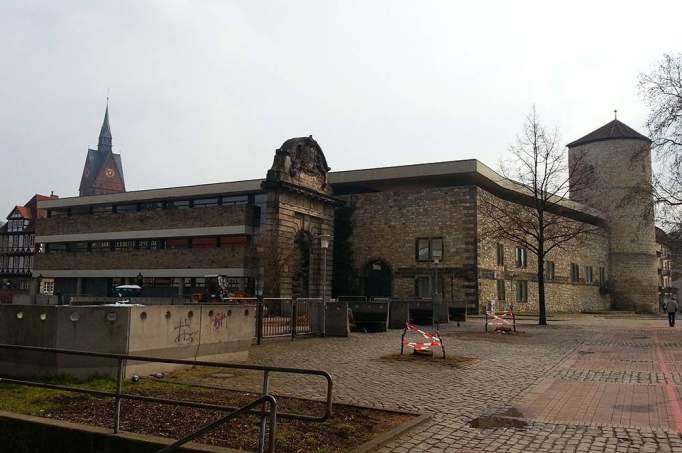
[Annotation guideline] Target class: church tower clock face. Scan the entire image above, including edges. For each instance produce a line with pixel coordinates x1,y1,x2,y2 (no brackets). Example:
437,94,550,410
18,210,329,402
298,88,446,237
105,168,115,178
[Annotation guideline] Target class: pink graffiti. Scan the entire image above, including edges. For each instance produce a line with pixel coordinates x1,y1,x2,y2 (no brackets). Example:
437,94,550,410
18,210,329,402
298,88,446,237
212,312,228,330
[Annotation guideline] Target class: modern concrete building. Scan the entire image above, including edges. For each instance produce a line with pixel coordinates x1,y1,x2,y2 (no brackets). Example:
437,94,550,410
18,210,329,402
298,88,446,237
30,112,664,313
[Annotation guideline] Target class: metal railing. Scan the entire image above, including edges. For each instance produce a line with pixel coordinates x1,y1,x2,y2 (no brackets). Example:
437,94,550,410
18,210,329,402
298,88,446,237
0,343,333,453
256,298,320,343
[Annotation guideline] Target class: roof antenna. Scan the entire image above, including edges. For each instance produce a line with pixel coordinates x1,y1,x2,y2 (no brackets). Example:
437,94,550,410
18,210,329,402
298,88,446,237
614,109,618,120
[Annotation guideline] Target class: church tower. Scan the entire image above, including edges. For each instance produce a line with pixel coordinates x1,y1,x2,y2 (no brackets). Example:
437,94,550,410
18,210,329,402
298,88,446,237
567,117,658,313
79,103,126,197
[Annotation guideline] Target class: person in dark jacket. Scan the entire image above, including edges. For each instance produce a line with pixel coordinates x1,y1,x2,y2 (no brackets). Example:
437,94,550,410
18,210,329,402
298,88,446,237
667,296,679,327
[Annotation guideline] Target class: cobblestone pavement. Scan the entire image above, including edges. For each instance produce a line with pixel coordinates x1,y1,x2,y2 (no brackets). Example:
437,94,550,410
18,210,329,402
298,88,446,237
200,314,682,452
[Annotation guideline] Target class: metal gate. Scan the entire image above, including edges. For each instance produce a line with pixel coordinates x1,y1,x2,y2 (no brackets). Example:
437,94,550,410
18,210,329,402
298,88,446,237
256,298,320,343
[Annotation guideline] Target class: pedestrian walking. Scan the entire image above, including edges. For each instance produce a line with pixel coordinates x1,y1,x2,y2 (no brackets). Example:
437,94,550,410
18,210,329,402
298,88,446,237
667,295,679,327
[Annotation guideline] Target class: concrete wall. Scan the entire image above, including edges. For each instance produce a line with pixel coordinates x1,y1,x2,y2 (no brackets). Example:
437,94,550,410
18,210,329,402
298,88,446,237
0,304,254,380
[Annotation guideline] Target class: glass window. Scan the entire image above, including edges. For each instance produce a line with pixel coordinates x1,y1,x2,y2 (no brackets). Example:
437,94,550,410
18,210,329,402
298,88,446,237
219,235,248,246
496,243,505,266
431,238,443,261
222,195,249,205
515,280,528,302
194,277,206,288
91,205,113,214
140,202,164,211
91,241,112,252
415,276,431,298
599,267,606,284
416,239,431,261
138,239,163,250
48,209,68,218
515,247,527,268
71,206,91,216
191,237,218,249
545,261,555,280
69,242,89,252
154,277,172,287
166,238,189,249
117,204,139,213
114,240,136,251
497,280,506,301
47,243,67,253
167,200,190,209
193,198,219,208
585,266,594,283
570,263,580,282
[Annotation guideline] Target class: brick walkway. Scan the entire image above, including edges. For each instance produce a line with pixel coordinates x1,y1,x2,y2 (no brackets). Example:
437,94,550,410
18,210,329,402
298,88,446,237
197,314,682,452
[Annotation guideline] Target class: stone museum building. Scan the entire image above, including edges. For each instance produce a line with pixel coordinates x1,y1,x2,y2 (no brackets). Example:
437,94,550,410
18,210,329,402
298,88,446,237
29,106,662,313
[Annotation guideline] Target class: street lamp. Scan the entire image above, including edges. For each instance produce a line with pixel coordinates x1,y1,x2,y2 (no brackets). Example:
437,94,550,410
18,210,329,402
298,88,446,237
431,252,441,329
319,234,331,337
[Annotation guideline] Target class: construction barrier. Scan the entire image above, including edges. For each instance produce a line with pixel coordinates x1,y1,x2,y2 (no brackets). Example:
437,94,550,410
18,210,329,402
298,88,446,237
400,322,446,358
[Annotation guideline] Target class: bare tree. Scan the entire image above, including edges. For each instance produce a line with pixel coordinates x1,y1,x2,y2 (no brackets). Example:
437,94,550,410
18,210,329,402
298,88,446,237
639,53,682,229
479,107,599,325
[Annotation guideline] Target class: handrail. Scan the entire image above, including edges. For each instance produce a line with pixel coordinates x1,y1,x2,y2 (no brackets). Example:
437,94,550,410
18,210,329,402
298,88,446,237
156,394,277,453
0,343,333,452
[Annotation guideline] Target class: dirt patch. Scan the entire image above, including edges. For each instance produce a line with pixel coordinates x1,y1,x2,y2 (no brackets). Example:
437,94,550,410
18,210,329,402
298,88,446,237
43,385,412,453
468,408,528,429
379,353,476,368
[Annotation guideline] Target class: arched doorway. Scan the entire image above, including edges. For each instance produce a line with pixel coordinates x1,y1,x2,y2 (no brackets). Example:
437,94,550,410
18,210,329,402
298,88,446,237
291,230,312,299
365,260,392,298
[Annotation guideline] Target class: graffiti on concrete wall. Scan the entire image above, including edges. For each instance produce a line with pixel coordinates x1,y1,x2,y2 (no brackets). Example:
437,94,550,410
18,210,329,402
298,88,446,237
212,312,228,330
174,319,198,344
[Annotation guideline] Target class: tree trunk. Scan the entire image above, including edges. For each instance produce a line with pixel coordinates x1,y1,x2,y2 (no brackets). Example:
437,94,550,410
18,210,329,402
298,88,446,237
537,248,547,326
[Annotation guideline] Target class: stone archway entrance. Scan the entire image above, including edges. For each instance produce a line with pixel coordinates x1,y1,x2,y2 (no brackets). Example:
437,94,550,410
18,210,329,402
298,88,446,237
365,260,392,298
291,230,312,299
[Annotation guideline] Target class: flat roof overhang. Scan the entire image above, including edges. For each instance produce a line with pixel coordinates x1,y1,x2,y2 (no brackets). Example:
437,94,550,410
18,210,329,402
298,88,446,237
38,159,605,226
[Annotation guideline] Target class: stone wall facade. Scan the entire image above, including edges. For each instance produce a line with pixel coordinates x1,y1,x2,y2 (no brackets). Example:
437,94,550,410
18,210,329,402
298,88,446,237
477,188,611,313
340,186,478,308
569,138,658,312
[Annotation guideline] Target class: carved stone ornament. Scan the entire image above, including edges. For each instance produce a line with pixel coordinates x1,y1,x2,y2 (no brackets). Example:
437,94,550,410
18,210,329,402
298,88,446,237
265,135,331,194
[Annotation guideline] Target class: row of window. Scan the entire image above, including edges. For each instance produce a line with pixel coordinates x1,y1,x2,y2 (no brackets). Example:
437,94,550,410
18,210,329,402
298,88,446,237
0,234,35,253
47,194,261,218
43,236,249,253
0,255,33,273
5,218,31,233
497,244,605,284
496,279,529,302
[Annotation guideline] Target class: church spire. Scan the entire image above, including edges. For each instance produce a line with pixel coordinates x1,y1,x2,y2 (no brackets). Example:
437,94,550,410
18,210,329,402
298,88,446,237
98,101,112,152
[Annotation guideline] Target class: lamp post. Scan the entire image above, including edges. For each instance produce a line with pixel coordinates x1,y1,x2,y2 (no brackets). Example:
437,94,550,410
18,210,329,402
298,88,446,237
432,249,442,329
320,234,330,337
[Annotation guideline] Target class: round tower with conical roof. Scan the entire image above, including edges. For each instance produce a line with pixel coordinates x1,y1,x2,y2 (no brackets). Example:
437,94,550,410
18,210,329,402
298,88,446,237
567,118,658,312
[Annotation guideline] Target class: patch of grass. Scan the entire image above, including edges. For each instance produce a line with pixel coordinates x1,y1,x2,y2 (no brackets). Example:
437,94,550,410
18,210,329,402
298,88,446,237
0,375,116,416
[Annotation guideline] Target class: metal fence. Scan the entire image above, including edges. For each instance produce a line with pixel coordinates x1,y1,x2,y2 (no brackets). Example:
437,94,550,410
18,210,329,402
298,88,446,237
0,343,333,453
255,298,320,343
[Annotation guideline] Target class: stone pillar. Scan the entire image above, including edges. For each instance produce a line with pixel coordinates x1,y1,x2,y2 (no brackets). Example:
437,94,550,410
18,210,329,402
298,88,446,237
76,277,83,296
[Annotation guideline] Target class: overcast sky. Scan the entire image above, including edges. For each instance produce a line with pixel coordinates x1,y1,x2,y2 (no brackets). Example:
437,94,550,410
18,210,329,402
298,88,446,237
1,0,681,216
